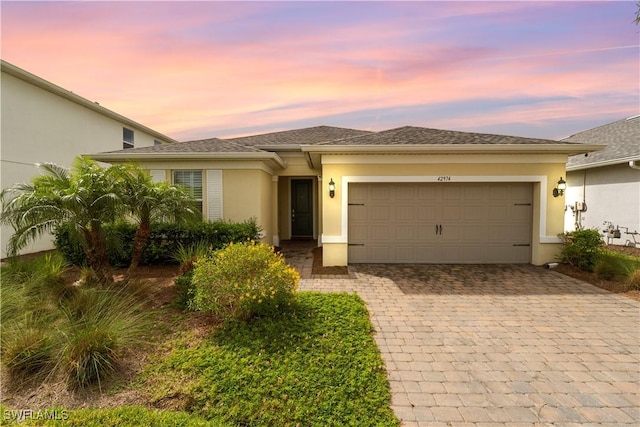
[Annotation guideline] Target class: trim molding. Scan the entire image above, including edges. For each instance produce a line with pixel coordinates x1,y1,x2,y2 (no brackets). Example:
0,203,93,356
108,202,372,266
322,154,568,164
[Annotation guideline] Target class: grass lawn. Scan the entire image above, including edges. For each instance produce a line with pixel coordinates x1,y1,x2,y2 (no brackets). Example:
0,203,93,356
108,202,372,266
140,292,397,427
1,254,398,427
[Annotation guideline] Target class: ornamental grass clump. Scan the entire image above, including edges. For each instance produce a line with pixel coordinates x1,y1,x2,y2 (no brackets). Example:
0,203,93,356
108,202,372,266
191,242,299,322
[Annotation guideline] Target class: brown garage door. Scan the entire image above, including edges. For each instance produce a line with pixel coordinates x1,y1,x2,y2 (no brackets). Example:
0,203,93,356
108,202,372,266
348,182,532,263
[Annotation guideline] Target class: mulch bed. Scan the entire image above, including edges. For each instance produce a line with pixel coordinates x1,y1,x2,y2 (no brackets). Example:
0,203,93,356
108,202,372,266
554,245,640,302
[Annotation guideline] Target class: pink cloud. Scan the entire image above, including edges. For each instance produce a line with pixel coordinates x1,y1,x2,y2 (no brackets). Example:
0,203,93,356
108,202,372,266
2,1,637,141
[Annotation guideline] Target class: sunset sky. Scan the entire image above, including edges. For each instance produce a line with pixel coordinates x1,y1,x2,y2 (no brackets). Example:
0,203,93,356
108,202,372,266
2,1,638,141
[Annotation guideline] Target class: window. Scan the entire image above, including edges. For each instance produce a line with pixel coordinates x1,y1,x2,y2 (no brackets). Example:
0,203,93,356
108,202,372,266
154,139,163,146
123,128,134,149
173,170,203,213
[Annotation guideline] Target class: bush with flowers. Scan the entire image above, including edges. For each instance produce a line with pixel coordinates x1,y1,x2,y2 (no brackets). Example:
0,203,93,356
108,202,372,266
190,241,300,321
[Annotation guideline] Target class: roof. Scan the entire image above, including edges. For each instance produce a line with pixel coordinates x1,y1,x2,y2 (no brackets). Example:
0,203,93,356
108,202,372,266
100,138,262,154
1,60,177,144
317,126,577,146
564,116,640,170
92,136,286,169
225,125,371,148
92,124,604,169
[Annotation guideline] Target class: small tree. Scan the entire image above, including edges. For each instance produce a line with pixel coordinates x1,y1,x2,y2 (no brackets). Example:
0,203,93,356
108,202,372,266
1,158,122,283
113,164,199,273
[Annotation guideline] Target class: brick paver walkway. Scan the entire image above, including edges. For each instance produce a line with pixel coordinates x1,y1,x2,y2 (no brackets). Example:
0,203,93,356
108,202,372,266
282,243,640,426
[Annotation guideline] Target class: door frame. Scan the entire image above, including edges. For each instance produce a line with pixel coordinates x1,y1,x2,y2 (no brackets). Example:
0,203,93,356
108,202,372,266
289,177,316,238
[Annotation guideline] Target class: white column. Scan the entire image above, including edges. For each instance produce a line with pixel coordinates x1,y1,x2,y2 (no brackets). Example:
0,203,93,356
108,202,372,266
272,175,280,247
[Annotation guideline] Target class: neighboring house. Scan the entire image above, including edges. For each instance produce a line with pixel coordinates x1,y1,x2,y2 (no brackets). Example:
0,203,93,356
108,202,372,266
93,125,601,266
563,115,640,247
1,60,176,258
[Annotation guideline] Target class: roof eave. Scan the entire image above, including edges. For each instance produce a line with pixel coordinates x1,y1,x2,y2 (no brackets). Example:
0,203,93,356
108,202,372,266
567,156,640,171
301,144,606,155
254,144,302,152
90,151,287,169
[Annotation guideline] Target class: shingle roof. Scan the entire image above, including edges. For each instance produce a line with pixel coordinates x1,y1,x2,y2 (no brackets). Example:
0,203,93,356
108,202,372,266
318,126,576,146
564,116,640,169
102,138,262,154
225,125,371,146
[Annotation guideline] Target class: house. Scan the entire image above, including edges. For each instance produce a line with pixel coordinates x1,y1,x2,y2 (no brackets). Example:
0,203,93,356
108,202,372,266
562,115,640,247
0,60,176,258
92,125,602,266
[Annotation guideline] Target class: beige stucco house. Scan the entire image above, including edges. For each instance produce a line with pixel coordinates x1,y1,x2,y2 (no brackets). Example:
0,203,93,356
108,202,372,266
1,60,176,258
92,126,601,266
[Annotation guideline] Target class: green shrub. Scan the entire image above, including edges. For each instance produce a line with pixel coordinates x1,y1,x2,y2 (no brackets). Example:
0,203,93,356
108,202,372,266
191,242,300,322
1,325,54,382
175,269,196,309
626,269,640,290
594,253,633,280
64,327,117,389
54,219,260,267
0,254,154,390
59,287,152,389
173,241,211,274
1,252,70,328
557,229,604,271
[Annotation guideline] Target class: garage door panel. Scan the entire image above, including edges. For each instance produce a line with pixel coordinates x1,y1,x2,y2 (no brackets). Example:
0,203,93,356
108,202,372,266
460,226,487,241
396,185,417,200
510,206,532,221
488,206,509,220
349,206,368,221
443,185,463,200
462,207,485,221
371,206,390,220
369,245,391,261
417,226,436,240
396,226,418,240
442,206,463,220
349,225,369,241
349,185,368,203
348,182,532,264
395,207,415,221
417,206,438,221
416,186,438,200
371,186,390,201
370,225,391,240
415,246,438,260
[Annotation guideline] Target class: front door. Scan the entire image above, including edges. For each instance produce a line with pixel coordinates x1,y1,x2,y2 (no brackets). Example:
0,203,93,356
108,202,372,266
291,179,313,237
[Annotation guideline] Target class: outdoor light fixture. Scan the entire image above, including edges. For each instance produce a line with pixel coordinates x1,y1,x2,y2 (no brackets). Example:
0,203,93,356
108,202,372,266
553,177,566,197
328,178,335,198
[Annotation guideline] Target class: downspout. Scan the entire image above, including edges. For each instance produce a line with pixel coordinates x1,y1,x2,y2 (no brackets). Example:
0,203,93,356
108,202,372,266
629,160,640,170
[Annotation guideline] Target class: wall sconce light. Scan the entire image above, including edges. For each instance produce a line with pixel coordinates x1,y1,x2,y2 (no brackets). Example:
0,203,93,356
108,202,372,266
553,177,566,197
328,178,335,198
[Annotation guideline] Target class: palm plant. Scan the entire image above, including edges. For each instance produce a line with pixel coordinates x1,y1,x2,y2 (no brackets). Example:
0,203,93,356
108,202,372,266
114,164,199,273
0,157,122,284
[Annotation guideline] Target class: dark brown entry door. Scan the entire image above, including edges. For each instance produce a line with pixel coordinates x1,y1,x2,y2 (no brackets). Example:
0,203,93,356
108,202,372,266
291,179,313,237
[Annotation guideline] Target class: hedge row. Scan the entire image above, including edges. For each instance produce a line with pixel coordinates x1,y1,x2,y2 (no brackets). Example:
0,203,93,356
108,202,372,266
54,219,260,267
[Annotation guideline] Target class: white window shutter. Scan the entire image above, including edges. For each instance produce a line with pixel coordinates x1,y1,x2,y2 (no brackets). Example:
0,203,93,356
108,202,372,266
206,170,223,220
149,169,166,183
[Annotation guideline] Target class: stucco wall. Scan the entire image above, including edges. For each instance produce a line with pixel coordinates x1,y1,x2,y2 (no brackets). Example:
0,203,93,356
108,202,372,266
1,72,161,258
320,154,568,266
566,164,640,246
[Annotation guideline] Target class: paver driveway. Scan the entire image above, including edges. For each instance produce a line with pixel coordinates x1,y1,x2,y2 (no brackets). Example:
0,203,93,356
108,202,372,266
297,262,640,427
